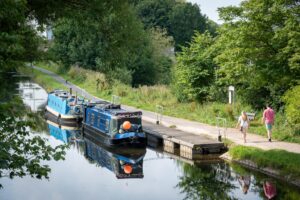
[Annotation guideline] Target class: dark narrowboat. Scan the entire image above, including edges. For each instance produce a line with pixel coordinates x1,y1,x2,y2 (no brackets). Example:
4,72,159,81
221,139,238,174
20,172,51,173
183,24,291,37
82,101,146,147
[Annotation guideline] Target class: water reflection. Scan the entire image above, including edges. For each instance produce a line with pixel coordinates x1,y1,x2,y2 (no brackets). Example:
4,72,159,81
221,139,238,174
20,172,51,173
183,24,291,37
177,161,300,200
17,82,48,112
47,120,145,179
177,162,238,200
84,137,145,179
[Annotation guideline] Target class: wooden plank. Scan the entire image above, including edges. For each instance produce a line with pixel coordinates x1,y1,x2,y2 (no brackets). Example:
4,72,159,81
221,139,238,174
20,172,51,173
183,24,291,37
163,140,175,154
143,120,225,156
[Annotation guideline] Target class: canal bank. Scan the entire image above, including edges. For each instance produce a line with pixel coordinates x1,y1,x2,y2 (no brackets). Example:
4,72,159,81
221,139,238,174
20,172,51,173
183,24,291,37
21,66,300,187
2,71,300,199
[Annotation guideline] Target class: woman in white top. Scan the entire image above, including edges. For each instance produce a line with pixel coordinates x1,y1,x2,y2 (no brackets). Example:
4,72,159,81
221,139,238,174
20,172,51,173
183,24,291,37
236,111,250,143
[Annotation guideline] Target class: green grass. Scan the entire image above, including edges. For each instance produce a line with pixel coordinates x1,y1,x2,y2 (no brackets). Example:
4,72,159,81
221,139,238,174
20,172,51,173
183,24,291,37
29,61,300,143
18,66,67,92
229,145,300,178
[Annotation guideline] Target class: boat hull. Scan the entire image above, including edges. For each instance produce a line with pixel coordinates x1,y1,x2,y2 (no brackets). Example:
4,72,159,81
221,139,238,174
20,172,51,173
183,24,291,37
82,123,147,148
45,109,82,127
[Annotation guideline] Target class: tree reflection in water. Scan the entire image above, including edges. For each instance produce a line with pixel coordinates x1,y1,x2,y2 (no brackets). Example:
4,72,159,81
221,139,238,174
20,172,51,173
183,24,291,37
177,160,300,200
0,73,66,188
177,161,238,200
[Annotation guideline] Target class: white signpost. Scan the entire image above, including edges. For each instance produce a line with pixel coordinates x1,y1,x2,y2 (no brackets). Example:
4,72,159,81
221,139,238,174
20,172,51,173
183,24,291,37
228,86,235,105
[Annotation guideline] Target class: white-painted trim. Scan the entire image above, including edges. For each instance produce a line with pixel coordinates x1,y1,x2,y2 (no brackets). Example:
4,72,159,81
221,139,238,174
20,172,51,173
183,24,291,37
46,105,77,119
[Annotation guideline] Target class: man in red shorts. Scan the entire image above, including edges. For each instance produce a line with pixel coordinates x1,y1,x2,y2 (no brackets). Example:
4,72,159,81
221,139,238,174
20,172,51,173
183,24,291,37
262,105,275,142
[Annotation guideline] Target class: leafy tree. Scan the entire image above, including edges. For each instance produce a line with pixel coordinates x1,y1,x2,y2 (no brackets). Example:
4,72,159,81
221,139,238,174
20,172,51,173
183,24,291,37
148,28,174,84
135,0,174,30
0,101,67,188
134,0,216,51
51,1,173,86
168,2,207,51
173,32,216,102
0,0,39,71
0,0,95,72
215,0,300,108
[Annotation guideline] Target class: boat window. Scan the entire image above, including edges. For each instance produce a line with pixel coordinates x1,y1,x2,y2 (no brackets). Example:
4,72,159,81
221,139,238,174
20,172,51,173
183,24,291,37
97,116,101,127
110,118,118,136
91,113,95,124
105,119,109,131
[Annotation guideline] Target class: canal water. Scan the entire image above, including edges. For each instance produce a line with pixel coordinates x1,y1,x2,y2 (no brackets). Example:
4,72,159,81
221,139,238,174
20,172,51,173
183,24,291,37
0,73,300,200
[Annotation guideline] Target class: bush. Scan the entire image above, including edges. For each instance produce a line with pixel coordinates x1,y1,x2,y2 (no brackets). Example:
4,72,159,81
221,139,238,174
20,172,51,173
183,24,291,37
68,66,87,82
283,85,300,134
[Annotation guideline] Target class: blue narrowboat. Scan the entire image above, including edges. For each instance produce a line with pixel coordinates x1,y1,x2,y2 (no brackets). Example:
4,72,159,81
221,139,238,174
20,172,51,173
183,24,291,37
84,136,145,179
82,101,146,147
45,89,84,126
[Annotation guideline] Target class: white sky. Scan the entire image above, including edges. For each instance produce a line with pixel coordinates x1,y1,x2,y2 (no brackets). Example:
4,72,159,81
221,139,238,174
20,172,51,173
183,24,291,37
187,0,243,23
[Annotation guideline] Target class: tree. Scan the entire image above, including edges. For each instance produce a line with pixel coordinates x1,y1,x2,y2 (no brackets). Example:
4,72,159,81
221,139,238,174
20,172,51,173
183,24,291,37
148,28,174,84
0,0,39,71
135,0,174,30
215,0,300,108
134,0,216,51
173,32,216,102
51,1,173,86
168,2,207,51
0,101,66,188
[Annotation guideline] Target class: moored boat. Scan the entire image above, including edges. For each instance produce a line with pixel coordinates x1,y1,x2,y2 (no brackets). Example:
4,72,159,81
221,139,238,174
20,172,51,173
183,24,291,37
82,101,146,147
45,89,84,126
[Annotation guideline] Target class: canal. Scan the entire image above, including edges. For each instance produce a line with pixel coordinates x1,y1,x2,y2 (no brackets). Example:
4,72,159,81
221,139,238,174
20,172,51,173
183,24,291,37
0,73,299,200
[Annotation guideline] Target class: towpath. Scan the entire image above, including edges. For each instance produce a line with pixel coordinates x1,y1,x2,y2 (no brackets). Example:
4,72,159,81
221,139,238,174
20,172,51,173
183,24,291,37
32,66,300,154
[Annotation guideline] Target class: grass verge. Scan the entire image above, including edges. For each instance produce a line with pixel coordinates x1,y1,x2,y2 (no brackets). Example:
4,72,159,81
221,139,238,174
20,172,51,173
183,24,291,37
229,145,300,178
18,66,67,92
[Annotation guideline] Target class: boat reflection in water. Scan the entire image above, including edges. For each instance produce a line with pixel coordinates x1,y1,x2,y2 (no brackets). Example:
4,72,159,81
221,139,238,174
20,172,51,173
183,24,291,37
47,120,81,144
46,120,145,179
84,135,145,179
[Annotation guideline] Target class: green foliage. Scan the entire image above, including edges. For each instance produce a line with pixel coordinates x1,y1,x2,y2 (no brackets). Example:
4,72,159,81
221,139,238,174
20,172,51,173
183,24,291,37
134,0,217,51
229,146,300,177
215,0,300,108
0,0,40,71
50,1,172,86
0,102,66,188
283,85,300,133
173,32,216,102
168,2,207,51
147,28,174,84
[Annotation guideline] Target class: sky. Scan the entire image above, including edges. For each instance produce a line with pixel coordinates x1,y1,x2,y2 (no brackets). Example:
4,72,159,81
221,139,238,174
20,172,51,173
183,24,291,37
187,0,242,23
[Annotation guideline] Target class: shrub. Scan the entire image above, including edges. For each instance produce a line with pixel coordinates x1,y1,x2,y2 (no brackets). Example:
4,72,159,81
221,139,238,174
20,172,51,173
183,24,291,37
68,66,87,82
283,85,300,134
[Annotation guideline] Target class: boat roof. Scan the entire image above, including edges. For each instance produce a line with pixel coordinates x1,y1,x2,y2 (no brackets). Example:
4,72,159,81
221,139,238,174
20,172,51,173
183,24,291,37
87,102,142,116
49,90,76,99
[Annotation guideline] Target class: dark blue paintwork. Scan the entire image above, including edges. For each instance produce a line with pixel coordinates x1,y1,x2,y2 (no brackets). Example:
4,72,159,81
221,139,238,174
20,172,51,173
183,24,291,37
83,102,146,146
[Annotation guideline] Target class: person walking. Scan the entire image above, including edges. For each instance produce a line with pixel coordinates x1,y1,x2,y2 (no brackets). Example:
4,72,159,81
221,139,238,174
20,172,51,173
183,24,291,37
236,111,249,143
262,105,275,142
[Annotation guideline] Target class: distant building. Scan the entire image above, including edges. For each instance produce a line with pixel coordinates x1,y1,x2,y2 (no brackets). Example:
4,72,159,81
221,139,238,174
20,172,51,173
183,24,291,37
46,26,53,41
